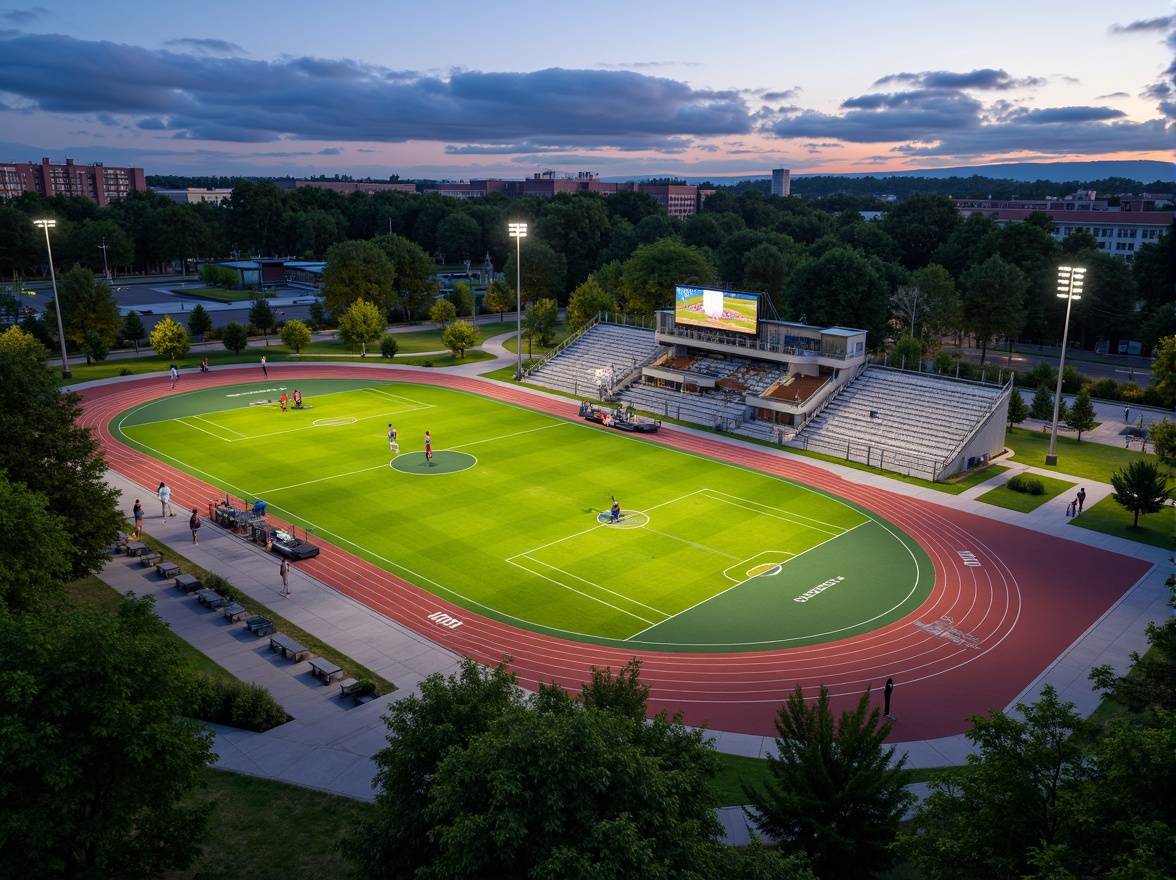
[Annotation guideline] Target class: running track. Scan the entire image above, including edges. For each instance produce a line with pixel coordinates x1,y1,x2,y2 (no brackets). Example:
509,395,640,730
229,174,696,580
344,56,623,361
79,366,1154,741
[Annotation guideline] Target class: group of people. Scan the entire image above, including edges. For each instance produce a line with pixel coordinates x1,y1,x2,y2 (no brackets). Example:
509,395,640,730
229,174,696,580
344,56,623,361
388,426,433,464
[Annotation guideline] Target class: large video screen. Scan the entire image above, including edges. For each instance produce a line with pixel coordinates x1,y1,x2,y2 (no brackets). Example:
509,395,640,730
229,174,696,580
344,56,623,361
674,286,759,335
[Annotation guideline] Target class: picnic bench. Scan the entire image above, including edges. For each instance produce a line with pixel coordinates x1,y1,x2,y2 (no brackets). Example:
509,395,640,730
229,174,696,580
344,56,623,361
174,573,201,593
125,541,148,557
221,602,249,623
156,561,180,578
244,616,275,637
309,657,343,684
195,589,228,610
338,678,375,704
139,552,161,568
269,633,309,662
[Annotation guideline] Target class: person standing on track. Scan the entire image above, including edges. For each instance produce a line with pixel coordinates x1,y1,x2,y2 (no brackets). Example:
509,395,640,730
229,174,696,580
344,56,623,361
424,430,432,464
261,354,268,378
884,677,895,719
170,364,178,390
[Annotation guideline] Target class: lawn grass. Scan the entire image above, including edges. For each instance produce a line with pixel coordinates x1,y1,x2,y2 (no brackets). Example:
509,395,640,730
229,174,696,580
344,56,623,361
66,574,237,682
177,287,273,303
1068,497,1175,549
114,380,931,652
123,530,396,695
976,472,1075,512
166,768,372,880
1004,426,1174,483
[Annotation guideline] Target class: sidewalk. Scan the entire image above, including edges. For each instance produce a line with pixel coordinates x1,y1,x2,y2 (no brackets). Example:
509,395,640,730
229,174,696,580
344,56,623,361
90,359,1172,844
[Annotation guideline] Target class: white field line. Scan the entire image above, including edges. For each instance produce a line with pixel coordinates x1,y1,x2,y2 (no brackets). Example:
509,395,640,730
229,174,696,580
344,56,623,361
505,556,661,625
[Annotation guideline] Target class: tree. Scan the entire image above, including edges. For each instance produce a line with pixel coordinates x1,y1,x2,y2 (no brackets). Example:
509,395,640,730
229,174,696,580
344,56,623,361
1150,334,1176,408
148,315,190,362
0,473,73,614
442,319,481,358
338,298,385,357
82,329,110,363
910,263,962,343
503,238,567,306
220,321,249,359
879,192,961,269
199,264,237,288
1029,381,1055,421
44,264,121,363
1149,417,1176,467
1090,578,1176,718
566,277,618,334
0,325,46,361
374,233,437,321
892,334,923,370
483,278,514,321
429,298,457,328
901,686,1093,880
434,212,482,264
743,684,912,880
523,297,559,356
248,296,276,345
1064,388,1096,440
279,318,312,355
119,310,145,353
620,238,716,316
445,281,475,317
785,247,890,343
1006,385,1028,428
185,303,212,341
322,239,396,318
0,595,215,878
1109,459,1171,528
342,658,529,879
960,255,1027,365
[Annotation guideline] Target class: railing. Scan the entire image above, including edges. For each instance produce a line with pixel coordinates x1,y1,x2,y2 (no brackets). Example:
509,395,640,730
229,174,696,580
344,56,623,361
521,313,601,380
655,323,851,360
791,435,944,481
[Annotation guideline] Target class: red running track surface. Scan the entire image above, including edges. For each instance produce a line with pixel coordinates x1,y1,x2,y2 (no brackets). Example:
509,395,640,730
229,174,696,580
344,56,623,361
79,366,1154,741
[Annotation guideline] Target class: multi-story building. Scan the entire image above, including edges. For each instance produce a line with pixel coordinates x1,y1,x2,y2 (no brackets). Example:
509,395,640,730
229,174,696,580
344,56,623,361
0,158,147,205
771,168,791,197
953,192,1172,262
431,171,706,217
153,187,234,204
274,179,417,194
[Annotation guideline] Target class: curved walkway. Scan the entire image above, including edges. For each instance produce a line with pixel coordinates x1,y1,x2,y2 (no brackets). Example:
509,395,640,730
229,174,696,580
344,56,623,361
84,351,1171,842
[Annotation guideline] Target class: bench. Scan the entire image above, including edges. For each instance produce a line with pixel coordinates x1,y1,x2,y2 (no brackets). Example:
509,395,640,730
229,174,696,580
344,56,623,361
338,677,360,696
221,602,249,622
338,678,375,704
244,616,275,637
309,657,343,684
269,633,309,662
125,541,148,557
174,573,201,593
156,561,180,578
139,552,161,568
194,589,227,610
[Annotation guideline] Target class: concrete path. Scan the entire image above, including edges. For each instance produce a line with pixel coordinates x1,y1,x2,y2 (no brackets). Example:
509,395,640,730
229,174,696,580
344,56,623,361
90,361,1173,844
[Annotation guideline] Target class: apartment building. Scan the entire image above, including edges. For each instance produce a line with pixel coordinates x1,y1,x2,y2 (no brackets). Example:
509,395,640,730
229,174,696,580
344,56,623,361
0,158,147,205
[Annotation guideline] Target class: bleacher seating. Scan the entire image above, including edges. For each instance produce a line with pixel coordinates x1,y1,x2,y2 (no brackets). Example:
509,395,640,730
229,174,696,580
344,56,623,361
525,323,664,397
797,367,1005,473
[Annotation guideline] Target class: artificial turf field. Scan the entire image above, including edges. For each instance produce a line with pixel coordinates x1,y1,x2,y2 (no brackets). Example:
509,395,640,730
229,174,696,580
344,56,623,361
114,378,931,652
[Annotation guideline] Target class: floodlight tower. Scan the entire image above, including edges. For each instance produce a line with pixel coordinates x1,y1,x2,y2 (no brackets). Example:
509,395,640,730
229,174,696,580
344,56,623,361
508,222,527,380
1046,265,1084,465
33,219,72,380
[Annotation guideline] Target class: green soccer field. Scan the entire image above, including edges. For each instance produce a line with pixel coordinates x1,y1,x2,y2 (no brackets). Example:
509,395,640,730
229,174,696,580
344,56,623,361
114,379,931,652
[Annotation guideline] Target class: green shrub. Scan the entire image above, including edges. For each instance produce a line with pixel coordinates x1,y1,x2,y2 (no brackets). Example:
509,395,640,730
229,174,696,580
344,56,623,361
379,334,399,359
1006,474,1046,495
189,672,288,732
118,367,133,376
1087,378,1119,400
353,678,376,696
200,572,237,602
1119,382,1145,402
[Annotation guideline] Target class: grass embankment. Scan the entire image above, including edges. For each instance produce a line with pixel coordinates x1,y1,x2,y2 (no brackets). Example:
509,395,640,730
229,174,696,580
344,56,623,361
172,286,268,303
976,472,1076,512
1004,427,1175,548
116,531,395,696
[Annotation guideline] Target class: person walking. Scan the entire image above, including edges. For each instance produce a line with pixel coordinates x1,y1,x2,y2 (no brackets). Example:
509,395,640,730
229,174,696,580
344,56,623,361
261,354,268,378
132,500,144,538
388,424,399,452
280,557,291,597
188,508,201,544
884,677,895,719
1077,487,1086,514
424,430,432,464
280,392,288,411
1124,405,1130,423
157,481,175,518
169,364,178,390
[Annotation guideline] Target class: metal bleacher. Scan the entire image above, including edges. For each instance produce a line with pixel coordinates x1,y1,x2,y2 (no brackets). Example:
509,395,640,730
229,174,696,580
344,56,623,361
524,323,664,397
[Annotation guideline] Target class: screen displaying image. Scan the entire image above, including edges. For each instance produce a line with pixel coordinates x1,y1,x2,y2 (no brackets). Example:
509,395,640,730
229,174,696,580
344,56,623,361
674,286,759,335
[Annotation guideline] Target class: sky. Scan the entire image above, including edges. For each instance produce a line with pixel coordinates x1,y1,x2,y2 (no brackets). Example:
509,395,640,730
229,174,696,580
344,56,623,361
0,1,1172,181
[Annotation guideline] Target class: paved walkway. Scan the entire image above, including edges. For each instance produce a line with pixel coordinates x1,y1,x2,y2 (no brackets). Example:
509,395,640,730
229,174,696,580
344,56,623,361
90,348,1173,843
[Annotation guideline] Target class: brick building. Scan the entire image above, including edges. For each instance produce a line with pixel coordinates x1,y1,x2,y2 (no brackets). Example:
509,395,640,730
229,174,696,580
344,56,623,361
0,157,147,205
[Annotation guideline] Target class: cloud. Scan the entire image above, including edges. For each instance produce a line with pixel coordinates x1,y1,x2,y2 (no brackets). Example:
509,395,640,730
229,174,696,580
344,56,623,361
162,38,247,56
873,69,1044,91
0,32,751,147
2,7,49,26
1109,17,1172,34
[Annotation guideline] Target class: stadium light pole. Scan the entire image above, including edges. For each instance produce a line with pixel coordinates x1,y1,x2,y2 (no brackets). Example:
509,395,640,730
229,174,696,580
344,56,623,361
508,222,527,380
1045,265,1084,465
33,219,72,380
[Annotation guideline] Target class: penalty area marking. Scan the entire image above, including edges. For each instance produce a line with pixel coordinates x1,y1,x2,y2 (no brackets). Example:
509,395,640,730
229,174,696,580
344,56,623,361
313,417,356,427
595,510,649,528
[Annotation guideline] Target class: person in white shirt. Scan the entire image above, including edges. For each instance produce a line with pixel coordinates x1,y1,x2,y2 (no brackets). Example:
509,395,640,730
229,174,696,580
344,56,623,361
158,481,175,518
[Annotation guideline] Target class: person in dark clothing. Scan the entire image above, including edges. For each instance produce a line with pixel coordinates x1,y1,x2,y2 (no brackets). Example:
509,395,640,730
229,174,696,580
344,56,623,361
884,678,895,719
